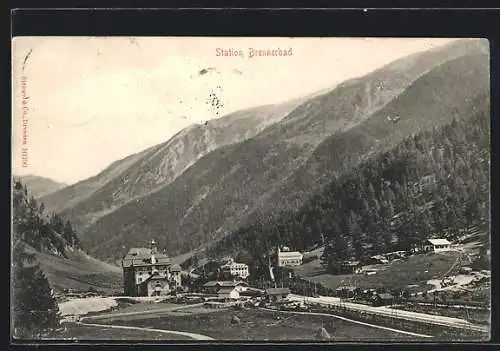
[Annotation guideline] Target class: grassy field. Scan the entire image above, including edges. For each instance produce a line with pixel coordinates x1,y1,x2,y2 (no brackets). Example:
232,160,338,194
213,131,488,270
28,246,123,294
89,307,423,341
47,323,189,340
294,251,459,291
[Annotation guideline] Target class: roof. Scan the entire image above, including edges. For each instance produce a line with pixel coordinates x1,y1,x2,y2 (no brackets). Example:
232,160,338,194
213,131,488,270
427,239,451,246
218,287,239,294
278,251,303,258
203,281,247,288
377,293,394,299
122,247,171,267
137,275,168,285
265,288,291,295
203,281,220,287
343,261,361,266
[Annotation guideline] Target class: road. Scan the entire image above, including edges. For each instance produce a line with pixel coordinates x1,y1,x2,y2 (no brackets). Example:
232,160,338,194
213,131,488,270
259,307,433,338
75,321,214,340
288,294,489,333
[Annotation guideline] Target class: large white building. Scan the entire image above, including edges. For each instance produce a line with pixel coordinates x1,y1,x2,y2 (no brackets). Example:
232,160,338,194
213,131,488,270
220,258,249,279
277,247,303,267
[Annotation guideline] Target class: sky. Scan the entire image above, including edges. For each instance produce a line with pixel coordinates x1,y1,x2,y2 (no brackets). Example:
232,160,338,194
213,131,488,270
11,37,456,185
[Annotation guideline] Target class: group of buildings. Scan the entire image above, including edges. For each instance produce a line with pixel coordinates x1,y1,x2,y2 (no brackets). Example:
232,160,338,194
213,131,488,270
121,240,305,297
121,237,452,297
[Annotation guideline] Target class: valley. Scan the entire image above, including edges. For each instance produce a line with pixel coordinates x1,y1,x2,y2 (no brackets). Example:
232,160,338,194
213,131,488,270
11,38,491,342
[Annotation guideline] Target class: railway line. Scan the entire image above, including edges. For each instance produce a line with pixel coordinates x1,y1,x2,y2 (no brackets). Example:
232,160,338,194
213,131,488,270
287,294,489,333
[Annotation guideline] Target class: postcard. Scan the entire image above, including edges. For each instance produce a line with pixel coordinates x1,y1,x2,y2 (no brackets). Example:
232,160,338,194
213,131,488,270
11,36,491,342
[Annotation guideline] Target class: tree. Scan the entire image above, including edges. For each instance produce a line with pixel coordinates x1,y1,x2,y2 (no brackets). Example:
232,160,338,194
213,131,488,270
321,234,352,275
63,220,74,246
12,241,60,338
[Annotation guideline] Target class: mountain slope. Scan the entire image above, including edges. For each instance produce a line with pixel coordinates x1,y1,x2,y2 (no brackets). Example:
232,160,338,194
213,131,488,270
79,40,489,263
25,245,123,294
14,175,67,198
41,99,306,231
261,52,490,217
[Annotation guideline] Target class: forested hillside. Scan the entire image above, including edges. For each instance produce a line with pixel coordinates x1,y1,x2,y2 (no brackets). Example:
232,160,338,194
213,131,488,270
11,179,80,337
12,180,81,257
80,40,488,263
210,93,490,268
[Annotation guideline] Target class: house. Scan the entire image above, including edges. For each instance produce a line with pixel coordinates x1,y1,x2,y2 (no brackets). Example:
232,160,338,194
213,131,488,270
372,293,394,306
424,239,452,253
220,258,250,279
367,255,389,264
265,287,291,302
218,287,240,300
121,240,183,297
341,260,363,274
202,281,248,294
277,247,303,267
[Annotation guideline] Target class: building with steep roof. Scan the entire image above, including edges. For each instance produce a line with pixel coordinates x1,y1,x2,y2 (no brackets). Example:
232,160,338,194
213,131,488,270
121,240,182,296
202,280,248,294
265,287,291,302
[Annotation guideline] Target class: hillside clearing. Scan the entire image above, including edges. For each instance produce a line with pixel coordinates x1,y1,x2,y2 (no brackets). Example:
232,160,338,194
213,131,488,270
295,251,460,291
28,247,123,294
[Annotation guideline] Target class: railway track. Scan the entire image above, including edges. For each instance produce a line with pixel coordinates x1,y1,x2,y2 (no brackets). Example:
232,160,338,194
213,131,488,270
288,294,489,333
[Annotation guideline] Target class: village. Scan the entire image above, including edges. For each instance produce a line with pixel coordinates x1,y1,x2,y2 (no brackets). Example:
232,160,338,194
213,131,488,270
55,229,490,340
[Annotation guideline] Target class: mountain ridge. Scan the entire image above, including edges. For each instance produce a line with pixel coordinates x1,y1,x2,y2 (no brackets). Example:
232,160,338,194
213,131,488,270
13,174,68,198
76,40,489,263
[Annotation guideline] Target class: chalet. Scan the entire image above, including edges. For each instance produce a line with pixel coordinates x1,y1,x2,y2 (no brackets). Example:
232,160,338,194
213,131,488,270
202,281,248,294
372,293,394,306
277,247,303,267
265,287,291,302
121,240,182,297
367,255,389,264
341,260,363,274
218,287,240,300
423,238,452,253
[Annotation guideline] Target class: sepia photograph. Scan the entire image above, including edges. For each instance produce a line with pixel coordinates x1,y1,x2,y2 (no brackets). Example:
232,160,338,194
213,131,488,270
11,36,491,342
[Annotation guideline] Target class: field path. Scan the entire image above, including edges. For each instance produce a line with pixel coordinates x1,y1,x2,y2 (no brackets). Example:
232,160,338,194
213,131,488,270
259,307,433,338
76,321,214,340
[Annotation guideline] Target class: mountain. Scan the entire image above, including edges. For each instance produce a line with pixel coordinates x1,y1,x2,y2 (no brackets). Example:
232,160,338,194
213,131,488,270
14,175,67,198
215,90,490,264
76,39,489,263
40,98,309,231
12,178,122,295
